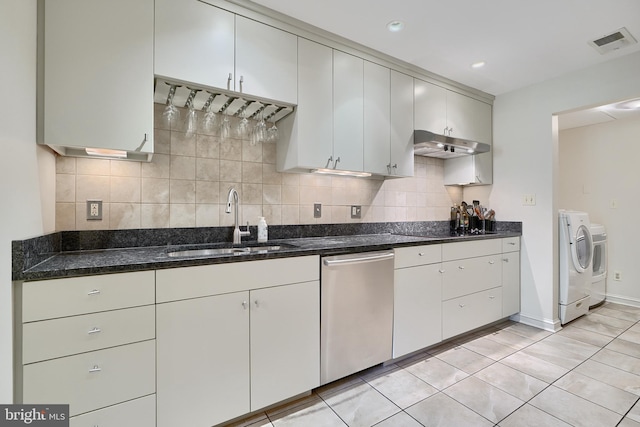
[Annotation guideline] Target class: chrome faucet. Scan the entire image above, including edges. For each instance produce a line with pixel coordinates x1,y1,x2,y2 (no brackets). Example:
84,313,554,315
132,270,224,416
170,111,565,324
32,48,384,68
225,187,250,244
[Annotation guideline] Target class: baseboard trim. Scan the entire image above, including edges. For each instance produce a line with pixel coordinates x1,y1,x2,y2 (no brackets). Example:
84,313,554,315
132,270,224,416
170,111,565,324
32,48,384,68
510,313,562,332
602,294,640,308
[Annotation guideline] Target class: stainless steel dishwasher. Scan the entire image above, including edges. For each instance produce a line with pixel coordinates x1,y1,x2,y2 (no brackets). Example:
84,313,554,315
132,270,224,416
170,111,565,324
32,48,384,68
320,250,395,385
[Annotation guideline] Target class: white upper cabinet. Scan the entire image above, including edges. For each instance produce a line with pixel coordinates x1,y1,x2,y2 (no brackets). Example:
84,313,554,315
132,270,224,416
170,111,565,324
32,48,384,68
155,0,235,90
235,16,298,104
363,61,391,175
414,79,448,136
155,1,297,104
446,91,492,144
333,50,364,172
278,38,333,171
390,71,415,177
414,78,491,145
41,0,154,159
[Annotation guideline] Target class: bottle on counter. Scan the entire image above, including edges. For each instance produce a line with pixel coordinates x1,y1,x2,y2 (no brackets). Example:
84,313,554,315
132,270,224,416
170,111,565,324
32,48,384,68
257,216,268,242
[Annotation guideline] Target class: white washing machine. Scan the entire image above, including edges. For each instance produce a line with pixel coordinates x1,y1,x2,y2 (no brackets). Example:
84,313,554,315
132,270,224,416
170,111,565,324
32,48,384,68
590,223,607,308
559,210,593,324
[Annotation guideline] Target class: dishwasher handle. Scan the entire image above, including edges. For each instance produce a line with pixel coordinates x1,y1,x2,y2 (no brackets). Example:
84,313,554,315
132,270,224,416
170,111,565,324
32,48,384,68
323,251,394,267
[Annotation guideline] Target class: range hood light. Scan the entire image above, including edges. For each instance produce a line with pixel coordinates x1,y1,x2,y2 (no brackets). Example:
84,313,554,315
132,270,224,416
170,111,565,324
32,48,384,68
85,148,128,159
310,168,372,178
437,143,444,148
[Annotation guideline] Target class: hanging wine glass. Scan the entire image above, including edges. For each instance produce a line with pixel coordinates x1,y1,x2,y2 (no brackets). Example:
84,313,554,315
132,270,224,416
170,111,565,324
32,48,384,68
202,92,217,133
185,105,197,136
162,85,180,127
252,111,267,145
236,109,249,139
267,120,278,142
220,113,231,141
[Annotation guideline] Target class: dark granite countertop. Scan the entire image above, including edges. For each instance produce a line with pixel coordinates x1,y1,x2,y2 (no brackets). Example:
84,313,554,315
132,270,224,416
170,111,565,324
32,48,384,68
12,221,522,281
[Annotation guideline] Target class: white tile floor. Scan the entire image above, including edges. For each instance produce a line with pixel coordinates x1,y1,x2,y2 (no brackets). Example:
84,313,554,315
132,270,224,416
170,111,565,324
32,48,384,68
225,302,640,427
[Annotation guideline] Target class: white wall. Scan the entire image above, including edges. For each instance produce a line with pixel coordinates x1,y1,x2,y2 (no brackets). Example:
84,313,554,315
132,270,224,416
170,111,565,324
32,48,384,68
559,116,640,306
0,0,53,403
469,51,640,331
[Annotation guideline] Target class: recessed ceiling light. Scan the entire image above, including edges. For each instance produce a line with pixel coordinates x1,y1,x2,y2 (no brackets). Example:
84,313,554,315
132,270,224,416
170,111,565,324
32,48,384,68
386,21,404,32
471,61,486,69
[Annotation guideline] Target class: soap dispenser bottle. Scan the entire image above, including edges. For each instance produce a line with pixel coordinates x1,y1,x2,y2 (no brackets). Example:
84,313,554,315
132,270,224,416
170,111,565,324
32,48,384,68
257,217,268,242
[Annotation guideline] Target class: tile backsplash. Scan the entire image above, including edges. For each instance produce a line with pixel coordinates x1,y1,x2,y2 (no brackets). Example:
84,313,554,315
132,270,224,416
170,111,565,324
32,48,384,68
55,104,461,231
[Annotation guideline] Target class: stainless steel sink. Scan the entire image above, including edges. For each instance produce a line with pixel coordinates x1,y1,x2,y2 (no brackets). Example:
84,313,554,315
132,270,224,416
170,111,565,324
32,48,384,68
166,245,290,258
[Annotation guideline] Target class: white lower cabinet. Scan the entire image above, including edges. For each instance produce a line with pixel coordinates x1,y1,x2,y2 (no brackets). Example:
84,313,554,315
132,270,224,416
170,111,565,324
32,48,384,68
393,264,442,358
157,291,250,427
156,256,320,427
502,237,521,316
70,394,155,427
15,272,156,418
393,237,521,351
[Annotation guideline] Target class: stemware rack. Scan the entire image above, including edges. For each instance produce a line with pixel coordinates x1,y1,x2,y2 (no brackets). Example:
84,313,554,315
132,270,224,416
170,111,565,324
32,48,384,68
153,78,295,123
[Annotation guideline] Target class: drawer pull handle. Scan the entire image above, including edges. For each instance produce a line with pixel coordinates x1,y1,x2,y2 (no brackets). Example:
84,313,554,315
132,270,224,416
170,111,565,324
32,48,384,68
418,252,425,256
89,365,102,373
254,300,259,308
439,269,445,274
459,304,465,308
242,301,248,309
508,242,516,245
458,266,465,270
489,260,495,265
489,296,496,299
503,258,510,263
88,327,102,335
87,289,101,296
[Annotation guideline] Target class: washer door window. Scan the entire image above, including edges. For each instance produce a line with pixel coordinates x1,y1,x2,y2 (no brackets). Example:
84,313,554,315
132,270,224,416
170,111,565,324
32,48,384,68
572,225,593,273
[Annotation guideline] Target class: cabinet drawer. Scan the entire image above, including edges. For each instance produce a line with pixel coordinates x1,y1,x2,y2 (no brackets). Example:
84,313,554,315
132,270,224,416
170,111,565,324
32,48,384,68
70,394,155,427
442,287,502,339
441,255,501,300
156,255,319,302
22,271,155,322
394,245,441,269
502,237,520,253
22,340,155,417
23,305,155,364
442,239,502,261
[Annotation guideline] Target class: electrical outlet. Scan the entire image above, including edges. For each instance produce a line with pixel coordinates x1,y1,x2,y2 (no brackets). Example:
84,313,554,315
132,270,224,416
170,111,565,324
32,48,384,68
87,200,102,220
314,203,322,218
522,194,536,206
614,271,622,281
351,205,362,219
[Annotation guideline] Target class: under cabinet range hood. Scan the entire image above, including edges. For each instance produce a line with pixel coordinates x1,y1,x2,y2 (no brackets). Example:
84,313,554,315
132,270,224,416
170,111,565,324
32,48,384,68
413,130,490,159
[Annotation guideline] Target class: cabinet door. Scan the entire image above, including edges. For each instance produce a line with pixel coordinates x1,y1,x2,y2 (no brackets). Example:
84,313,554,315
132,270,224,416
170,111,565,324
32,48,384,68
43,0,153,154
363,61,391,175
502,251,521,316
333,50,364,172
235,16,298,104
293,38,333,169
393,264,442,358
414,79,447,135
155,0,234,90
445,92,492,144
444,153,493,186
250,281,320,411
390,71,415,177
156,292,250,427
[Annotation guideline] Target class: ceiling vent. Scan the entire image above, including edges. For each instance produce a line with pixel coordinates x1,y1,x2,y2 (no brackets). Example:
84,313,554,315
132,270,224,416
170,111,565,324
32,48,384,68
589,27,637,54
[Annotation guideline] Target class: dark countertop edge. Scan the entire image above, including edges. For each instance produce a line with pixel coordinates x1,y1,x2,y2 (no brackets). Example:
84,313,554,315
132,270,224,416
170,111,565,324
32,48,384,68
13,230,522,282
